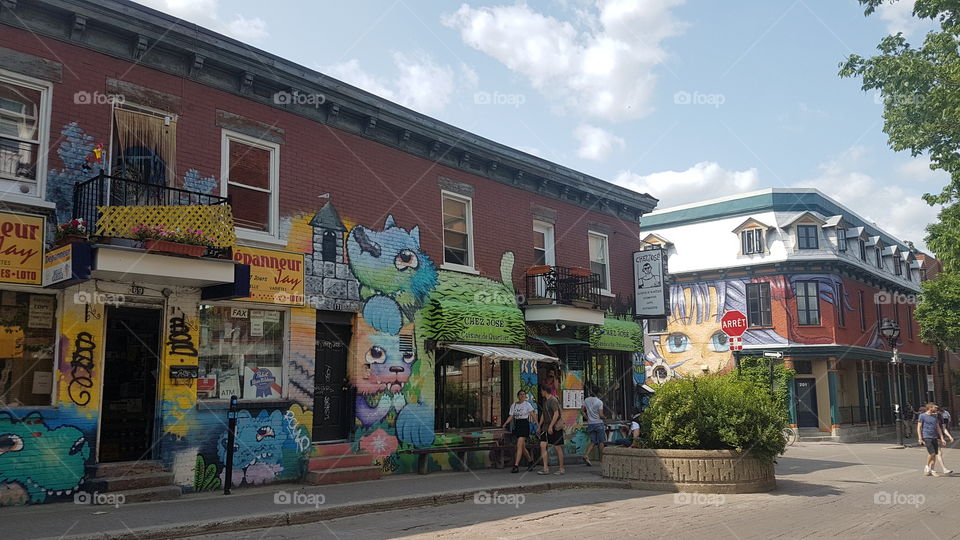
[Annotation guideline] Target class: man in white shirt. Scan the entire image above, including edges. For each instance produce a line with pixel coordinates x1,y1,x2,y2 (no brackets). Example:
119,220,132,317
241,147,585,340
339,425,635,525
580,387,605,466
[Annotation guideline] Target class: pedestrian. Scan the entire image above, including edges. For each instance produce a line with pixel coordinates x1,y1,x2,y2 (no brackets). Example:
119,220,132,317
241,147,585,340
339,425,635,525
611,413,641,447
580,386,605,466
936,407,955,475
537,384,565,475
502,390,535,473
917,402,948,476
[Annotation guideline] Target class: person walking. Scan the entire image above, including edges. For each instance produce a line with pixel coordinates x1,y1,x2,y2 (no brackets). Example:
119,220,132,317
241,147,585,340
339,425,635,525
502,390,535,473
537,384,565,475
936,406,955,475
917,402,948,476
580,386,605,466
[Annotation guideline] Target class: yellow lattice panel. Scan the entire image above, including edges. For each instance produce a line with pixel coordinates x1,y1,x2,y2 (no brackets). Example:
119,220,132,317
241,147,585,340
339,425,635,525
96,205,237,248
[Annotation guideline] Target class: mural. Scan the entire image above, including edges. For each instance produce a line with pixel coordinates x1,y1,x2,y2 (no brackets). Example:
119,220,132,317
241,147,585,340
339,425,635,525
216,410,305,486
0,412,90,504
643,274,856,382
46,122,96,221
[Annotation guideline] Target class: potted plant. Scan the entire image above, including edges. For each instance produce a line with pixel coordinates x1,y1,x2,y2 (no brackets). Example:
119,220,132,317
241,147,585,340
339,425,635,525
54,218,90,246
130,225,215,257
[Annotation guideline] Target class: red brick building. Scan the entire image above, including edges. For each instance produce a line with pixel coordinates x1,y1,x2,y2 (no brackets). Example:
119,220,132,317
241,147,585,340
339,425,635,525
0,0,655,504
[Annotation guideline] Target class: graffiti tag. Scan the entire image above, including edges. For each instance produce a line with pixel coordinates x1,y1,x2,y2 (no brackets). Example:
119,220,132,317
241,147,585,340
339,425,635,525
283,409,311,453
167,314,198,357
68,332,96,406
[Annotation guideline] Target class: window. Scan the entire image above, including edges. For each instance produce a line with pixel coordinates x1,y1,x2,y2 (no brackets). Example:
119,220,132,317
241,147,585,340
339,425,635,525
835,283,846,327
907,307,914,339
435,351,504,430
589,232,610,292
875,248,883,269
111,104,177,187
586,352,629,421
646,317,667,333
905,266,912,282
859,239,867,261
793,360,813,375
894,257,902,276
741,228,764,255
533,221,555,266
876,299,883,329
0,71,50,197
796,281,820,326
797,225,819,249
746,282,772,327
222,130,279,236
837,230,848,252
197,305,286,400
0,292,58,406
858,290,866,331
894,303,900,325
442,192,473,268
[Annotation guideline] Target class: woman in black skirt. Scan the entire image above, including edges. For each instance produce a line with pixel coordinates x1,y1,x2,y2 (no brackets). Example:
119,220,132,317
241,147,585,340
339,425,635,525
502,390,536,472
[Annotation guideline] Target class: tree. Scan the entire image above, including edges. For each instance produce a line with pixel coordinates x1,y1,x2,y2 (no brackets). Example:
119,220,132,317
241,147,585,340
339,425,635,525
915,272,960,349
736,356,795,417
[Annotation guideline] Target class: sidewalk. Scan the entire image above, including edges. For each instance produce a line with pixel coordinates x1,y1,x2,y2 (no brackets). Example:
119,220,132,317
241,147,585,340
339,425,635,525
3,465,624,540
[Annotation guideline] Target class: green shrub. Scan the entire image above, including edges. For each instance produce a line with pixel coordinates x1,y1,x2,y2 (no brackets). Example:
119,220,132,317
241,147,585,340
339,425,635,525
641,374,787,463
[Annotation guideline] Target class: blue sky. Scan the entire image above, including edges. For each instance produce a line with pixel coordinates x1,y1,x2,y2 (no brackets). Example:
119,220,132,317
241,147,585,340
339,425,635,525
137,0,946,250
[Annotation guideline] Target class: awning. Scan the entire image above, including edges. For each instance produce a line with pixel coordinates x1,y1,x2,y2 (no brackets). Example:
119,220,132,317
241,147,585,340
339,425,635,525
441,343,559,363
528,335,589,346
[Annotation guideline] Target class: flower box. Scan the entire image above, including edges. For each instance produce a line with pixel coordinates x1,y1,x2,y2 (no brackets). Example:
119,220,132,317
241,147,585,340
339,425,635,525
54,234,89,247
142,239,207,257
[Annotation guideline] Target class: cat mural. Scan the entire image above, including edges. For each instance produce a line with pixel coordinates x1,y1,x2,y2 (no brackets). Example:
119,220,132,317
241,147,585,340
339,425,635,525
217,410,299,486
0,412,90,505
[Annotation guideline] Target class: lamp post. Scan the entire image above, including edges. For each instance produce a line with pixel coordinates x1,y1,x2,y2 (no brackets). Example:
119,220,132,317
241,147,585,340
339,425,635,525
879,319,903,447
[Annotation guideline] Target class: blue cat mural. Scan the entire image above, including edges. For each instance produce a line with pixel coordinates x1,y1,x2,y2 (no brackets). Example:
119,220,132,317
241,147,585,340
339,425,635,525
0,412,90,504
217,410,301,486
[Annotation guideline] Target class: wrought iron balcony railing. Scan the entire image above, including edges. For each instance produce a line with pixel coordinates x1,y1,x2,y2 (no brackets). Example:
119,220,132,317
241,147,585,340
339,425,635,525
524,265,602,309
72,172,235,257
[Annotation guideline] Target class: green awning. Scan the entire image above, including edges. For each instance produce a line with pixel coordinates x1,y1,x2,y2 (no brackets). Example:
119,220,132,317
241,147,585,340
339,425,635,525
529,335,590,346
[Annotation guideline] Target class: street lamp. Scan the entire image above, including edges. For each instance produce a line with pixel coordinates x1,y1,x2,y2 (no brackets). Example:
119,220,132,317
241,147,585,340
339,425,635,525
879,318,903,447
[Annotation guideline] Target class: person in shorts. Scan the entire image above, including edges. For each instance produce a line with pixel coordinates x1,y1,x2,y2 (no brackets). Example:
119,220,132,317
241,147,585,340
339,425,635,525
537,384,565,475
502,390,535,473
917,402,947,476
580,386,605,466
936,407,955,475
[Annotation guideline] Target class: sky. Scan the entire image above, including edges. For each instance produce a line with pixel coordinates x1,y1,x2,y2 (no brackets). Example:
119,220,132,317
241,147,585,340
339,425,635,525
134,0,947,251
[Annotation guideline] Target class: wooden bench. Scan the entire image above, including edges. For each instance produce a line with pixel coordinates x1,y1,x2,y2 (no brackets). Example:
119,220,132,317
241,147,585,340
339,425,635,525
400,439,541,474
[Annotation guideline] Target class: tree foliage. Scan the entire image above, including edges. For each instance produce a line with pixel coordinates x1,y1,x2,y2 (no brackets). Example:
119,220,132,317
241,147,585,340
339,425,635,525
736,356,796,415
915,272,960,349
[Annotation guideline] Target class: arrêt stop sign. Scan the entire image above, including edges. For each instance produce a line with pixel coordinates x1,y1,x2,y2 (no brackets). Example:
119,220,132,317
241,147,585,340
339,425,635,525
720,310,748,337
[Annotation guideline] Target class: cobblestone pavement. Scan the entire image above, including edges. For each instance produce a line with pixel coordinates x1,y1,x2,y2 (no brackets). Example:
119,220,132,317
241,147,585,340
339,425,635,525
194,440,960,540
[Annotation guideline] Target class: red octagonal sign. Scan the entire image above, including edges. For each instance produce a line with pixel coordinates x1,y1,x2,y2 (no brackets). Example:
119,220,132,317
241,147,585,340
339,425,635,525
720,310,748,337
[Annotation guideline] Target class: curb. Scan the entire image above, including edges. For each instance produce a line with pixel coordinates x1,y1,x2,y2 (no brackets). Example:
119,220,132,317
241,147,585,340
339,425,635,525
51,480,631,540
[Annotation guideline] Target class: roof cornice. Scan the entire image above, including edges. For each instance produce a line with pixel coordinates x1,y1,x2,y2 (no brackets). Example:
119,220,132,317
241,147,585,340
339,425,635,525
1,0,658,219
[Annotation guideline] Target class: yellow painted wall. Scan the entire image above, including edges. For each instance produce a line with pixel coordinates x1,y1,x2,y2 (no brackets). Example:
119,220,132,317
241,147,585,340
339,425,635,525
56,282,105,418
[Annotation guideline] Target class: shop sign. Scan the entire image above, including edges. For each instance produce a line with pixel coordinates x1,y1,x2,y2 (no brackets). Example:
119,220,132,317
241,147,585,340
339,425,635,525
590,317,643,352
233,246,304,305
42,244,72,286
633,247,668,318
0,212,44,285
423,300,526,345
245,366,282,399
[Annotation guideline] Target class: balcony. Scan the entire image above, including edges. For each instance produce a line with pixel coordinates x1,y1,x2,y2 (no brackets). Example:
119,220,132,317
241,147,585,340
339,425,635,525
68,173,242,289
522,265,604,326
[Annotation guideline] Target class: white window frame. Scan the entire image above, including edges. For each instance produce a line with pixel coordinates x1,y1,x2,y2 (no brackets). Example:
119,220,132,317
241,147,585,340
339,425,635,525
740,228,764,255
440,190,476,274
221,129,281,244
836,230,848,252
796,224,819,250
533,220,556,266
588,231,612,295
0,68,52,202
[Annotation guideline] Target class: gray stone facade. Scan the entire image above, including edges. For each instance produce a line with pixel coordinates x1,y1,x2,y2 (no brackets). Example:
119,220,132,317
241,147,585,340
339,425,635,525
304,202,361,313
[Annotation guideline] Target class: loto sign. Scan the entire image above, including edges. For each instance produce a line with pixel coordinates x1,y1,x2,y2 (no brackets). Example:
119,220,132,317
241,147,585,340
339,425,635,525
0,212,44,285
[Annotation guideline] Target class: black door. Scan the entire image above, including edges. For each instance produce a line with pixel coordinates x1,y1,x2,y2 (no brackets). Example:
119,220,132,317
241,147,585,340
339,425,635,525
313,322,352,442
795,378,819,428
100,307,162,462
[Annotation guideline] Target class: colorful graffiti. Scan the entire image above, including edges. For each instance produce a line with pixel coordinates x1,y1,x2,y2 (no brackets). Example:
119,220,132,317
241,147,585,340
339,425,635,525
0,412,90,504
643,274,856,381
217,409,306,486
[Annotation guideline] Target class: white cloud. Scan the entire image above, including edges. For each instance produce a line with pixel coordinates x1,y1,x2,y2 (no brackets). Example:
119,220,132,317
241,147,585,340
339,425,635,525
322,52,464,115
796,147,938,250
613,162,760,204
443,0,686,122
134,0,269,42
897,156,951,184
574,124,625,161
875,0,925,36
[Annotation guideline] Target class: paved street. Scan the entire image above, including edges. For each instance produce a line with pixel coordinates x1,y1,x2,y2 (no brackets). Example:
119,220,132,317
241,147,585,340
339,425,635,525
194,441,960,540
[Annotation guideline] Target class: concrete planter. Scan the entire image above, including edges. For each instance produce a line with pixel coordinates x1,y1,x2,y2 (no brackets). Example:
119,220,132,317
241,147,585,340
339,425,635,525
601,447,775,493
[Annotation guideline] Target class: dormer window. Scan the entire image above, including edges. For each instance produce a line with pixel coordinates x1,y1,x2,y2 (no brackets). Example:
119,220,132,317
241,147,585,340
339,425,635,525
894,256,902,276
875,248,882,269
837,231,848,252
905,267,912,281
859,239,867,261
741,228,764,255
797,225,819,249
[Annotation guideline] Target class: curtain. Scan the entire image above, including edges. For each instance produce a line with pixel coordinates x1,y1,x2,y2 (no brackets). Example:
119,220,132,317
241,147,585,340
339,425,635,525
113,107,177,184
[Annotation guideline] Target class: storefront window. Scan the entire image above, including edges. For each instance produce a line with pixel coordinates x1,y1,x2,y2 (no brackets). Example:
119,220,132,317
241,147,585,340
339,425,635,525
0,292,57,406
197,305,285,400
585,352,629,420
436,352,503,430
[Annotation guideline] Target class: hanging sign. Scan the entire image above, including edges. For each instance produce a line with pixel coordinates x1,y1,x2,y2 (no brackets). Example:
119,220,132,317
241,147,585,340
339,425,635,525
0,212,44,285
633,247,668,318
